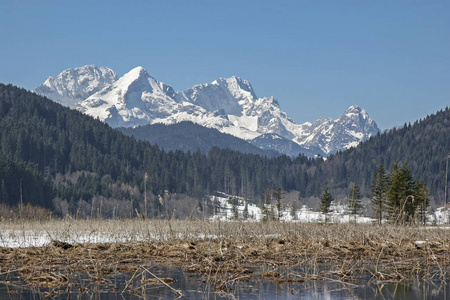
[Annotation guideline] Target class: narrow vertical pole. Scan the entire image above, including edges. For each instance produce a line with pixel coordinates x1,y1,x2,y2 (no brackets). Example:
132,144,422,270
130,193,133,218
144,172,148,218
19,178,23,220
446,156,449,205
445,155,450,224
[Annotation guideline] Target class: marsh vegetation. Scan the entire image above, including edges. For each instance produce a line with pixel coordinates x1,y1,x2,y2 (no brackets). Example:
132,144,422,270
1,219,449,298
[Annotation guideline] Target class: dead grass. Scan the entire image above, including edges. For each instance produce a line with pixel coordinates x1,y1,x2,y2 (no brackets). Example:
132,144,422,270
1,219,449,296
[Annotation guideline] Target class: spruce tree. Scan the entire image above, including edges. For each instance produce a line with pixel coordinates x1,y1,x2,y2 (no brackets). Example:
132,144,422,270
386,162,416,224
261,205,270,222
243,199,249,219
348,183,363,215
272,187,283,221
290,193,300,220
262,187,272,221
415,180,430,225
370,165,388,225
319,188,333,221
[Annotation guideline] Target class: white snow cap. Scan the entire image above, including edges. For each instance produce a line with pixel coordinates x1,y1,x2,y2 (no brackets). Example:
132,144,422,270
35,66,380,157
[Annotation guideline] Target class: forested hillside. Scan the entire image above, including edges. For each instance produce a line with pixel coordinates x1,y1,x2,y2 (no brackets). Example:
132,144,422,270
324,109,450,202
0,84,312,217
117,122,278,157
0,84,448,218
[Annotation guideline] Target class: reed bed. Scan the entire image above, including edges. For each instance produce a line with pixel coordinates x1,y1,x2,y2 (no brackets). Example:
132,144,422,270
0,219,449,297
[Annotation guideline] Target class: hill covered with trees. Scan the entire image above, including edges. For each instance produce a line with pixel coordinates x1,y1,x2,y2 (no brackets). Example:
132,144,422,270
322,108,450,203
0,83,448,218
0,84,310,217
117,121,278,157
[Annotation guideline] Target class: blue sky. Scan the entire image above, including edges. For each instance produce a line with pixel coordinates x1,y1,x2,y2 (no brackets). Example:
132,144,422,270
1,1,449,130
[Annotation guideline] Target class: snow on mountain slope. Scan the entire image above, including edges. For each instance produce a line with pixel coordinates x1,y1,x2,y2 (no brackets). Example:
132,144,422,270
34,65,117,108
35,66,380,157
76,66,182,127
175,76,256,116
292,106,379,155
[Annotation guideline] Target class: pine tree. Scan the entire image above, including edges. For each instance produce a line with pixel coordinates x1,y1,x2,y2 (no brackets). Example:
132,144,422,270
261,187,272,222
319,188,333,222
261,204,270,222
290,193,300,220
386,162,417,224
370,165,388,224
213,196,219,215
272,187,283,221
415,180,430,225
348,183,363,216
243,199,249,219
231,197,239,219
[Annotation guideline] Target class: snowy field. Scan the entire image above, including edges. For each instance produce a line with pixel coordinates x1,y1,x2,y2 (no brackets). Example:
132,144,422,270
0,192,449,248
207,193,450,224
0,227,150,248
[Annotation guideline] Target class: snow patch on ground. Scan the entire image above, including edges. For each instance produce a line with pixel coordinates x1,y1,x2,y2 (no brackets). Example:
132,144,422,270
207,192,450,226
2,193,449,248
208,193,374,223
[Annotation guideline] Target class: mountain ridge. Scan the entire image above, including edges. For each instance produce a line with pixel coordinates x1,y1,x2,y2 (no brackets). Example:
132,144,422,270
35,65,117,109
35,65,380,157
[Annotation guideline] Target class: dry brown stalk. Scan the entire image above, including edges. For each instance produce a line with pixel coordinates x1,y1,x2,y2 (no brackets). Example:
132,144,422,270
141,266,183,298
1,219,449,293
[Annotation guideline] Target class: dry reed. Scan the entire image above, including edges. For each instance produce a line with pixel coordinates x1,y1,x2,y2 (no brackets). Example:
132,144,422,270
1,218,449,296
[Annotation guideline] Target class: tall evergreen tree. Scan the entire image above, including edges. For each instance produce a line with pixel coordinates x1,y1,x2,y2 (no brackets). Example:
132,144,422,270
272,187,283,221
319,188,333,222
386,162,416,224
415,180,430,225
290,193,301,220
230,196,239,219
261,187,272,221
243,199,249,219
348,183,363,215
370,165,388,224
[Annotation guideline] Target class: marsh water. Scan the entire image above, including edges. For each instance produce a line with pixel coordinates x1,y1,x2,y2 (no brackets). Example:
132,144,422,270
1,264,448,299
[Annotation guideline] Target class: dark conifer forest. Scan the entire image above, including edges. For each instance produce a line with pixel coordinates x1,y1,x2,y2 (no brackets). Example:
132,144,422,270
0,83,449,217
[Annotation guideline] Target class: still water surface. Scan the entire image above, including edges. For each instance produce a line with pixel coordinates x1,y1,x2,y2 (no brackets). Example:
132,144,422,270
0,264,448,299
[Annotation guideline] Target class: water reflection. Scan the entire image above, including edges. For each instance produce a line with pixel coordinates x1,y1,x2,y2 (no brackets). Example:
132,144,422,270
0,265,448,299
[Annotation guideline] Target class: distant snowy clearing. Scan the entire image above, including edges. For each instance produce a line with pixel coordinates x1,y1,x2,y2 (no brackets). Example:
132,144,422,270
207,193,450,225
1,193,449,248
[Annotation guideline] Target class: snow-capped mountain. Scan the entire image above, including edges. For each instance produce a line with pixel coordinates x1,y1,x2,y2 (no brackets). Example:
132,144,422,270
76,67,180,128
34,65,117,108
292,106,379,155
35,65,380,157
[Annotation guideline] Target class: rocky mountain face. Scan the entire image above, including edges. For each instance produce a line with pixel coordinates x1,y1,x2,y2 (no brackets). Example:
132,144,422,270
34,65,380,157
292,106,379,156
34,65,117,108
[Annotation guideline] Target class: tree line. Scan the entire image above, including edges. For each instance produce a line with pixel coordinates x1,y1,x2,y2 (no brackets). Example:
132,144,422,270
0,83,447,219
317,161,429,224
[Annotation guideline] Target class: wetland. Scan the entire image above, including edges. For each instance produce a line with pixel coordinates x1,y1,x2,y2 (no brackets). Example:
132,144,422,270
1,219,449,298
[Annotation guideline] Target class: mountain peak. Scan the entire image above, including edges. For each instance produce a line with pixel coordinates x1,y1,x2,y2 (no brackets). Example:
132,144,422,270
36,65,381,157
214,76,257,100
345,105,361,112
175,75,258,116
34,65,117,108
122,66,150,81
344,105,365,115
342,105,370,120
